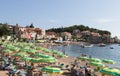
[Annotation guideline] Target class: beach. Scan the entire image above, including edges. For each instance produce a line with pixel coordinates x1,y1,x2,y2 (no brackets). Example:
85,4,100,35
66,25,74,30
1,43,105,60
0,42,120,76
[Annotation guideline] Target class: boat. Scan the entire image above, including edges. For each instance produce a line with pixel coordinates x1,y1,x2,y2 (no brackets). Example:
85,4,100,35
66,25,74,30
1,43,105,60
80,43,93,48
98,43,106,47
110,47,114,49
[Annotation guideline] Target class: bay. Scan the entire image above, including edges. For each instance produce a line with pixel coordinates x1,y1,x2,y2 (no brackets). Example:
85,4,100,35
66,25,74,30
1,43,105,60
50,43,120,68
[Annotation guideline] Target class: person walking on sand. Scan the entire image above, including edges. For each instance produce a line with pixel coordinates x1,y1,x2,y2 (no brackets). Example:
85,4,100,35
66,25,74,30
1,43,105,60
78,67,84,76
70,64,78,76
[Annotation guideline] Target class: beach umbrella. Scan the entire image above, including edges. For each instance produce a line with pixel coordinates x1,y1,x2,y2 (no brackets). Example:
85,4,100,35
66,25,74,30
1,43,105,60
30,58,41,63
2,49,13,53
26,49,37,53
59,54,67,57
11,47,20,52
56,51,63,55
41,66,63,74
78,56,89,61
102,59,116,64
21,57,32,61
39,57,57,63
23,46,30,50
14,52,29,57
40,47,46,50
88,58,101,62
100,67,120,75
35,47,42,50
43,49,51,53
51,50,58,54
16,42,25,47
88,62,105,67
34,53,51,58
6,44,14,48
115,71,120,76
40,58,57,63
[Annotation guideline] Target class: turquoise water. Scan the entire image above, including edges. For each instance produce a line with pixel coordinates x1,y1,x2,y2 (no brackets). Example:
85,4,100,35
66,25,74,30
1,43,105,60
50,44,120,68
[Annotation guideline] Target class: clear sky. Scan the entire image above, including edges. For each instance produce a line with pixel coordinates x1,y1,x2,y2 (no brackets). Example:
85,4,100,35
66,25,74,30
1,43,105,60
0,0,120,38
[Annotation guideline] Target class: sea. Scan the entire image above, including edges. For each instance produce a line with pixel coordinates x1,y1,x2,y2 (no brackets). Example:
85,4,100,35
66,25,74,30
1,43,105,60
49,43,120,68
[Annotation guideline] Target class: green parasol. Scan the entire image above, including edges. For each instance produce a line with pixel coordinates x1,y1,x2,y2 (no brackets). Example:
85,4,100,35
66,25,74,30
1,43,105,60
100,67,120,75
51,50,58,54
14,52,29,57
21,57,32,61
88,58,101,62
115,71,120,76
78,56,89,61
2,49,12,53
34,53,51,58
30,58,41,63
43,49,51,53
88,62,105,67
39,57,57,63
102,59,116,64
41,66,63,74
23,46,30,50
11,47,20,52
26,49,37,53
40,47,46,50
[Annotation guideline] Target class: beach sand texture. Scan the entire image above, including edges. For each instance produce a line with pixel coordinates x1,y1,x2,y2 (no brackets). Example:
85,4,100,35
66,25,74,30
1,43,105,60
0,71,8,76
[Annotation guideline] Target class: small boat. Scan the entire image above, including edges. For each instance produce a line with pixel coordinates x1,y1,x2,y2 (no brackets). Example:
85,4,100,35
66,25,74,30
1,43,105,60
80,43,93,48
99,43,106,47
110,47,114,49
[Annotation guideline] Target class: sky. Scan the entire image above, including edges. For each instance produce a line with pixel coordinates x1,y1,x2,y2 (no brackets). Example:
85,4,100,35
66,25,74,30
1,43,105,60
0,0,120,38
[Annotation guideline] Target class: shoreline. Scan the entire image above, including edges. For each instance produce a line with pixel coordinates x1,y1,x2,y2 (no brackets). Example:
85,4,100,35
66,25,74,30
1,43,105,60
42,42,120,69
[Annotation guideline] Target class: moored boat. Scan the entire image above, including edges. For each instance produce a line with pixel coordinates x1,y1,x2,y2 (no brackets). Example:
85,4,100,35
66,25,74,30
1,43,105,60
98,43,106,47
80,43,93,48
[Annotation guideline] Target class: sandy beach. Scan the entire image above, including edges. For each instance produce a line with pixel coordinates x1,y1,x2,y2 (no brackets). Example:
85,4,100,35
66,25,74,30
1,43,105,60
0,42,120,76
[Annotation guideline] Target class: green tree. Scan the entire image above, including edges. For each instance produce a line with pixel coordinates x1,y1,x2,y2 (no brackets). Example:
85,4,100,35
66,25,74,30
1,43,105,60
0,23,12,36
29,23,34,28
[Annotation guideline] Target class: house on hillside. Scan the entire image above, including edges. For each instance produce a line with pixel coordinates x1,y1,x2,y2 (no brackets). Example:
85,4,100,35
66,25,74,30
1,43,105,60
73,29,82,38
89,32,102,43
45,32,58,40
13,25,45,40
61,32,72,41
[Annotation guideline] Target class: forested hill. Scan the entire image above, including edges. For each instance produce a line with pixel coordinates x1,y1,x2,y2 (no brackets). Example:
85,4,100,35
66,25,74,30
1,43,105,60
46,25,111,35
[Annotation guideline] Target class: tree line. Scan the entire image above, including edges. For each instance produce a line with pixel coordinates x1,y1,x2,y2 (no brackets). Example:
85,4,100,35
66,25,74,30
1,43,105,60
46,25,111,35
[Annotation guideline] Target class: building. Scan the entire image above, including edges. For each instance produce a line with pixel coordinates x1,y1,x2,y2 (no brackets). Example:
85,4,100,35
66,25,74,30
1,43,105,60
45,32,58,40
89,32,102,43
61,32,72,41
13,25,45,40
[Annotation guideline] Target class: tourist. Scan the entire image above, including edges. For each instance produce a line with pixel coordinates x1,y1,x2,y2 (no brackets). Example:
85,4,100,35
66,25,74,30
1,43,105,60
19,68,27,76
70,64,78,76
84,65,91,76
39,71,43,76
74,59,79,67
0,62,4,70
93,68,98,76
26,63,34,76
78,67,84,76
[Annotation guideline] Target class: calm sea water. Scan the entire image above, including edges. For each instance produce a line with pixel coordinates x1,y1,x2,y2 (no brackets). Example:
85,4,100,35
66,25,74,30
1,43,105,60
50,44,120,68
